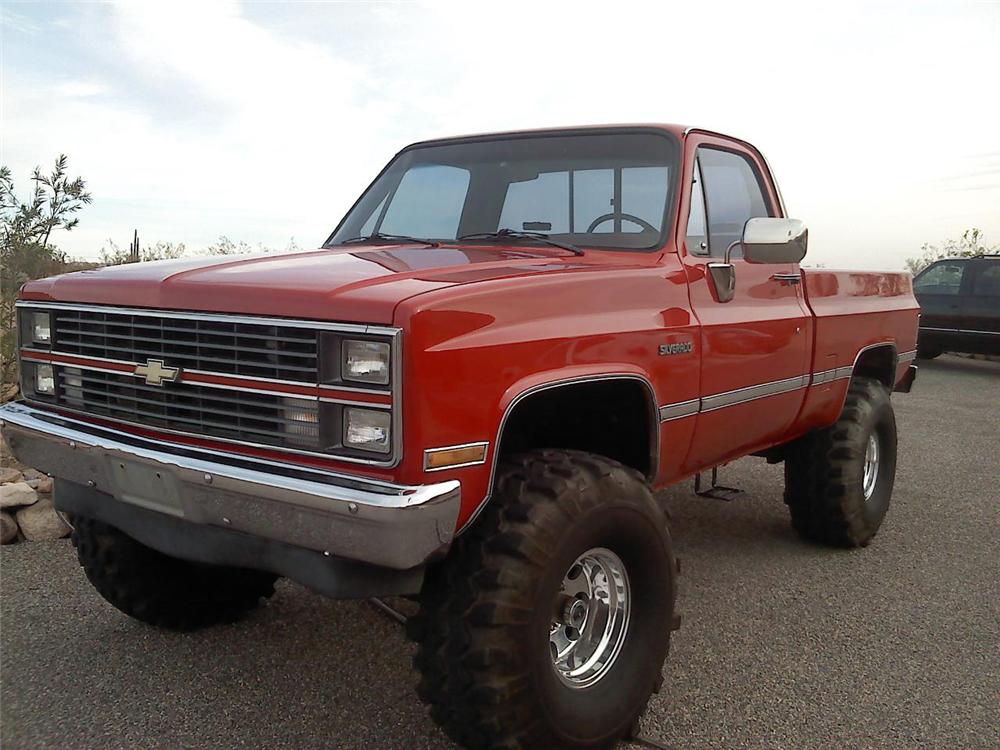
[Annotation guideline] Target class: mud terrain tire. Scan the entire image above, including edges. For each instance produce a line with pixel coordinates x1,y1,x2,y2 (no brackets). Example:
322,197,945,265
72,515,277,630
785,376,898,547
409,449,678,750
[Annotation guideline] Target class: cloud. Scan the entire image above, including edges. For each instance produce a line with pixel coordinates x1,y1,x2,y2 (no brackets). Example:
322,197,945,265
53,81,110,98
4,1,1000,269
0,6,41,35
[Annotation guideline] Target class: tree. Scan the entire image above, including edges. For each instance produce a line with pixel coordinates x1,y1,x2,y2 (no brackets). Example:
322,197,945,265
205,236,255,256
1,156,92,249
905,228,998,274
204,235,302,255
100,239,187,265
1,156,92,390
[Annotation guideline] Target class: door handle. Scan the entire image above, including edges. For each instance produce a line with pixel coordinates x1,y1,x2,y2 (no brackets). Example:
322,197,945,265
771,273,801,285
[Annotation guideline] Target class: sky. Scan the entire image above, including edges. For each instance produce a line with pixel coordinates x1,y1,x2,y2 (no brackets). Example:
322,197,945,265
2,1,999,270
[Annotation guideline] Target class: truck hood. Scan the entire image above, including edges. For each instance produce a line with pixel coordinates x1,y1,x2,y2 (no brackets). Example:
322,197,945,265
20,245,592,324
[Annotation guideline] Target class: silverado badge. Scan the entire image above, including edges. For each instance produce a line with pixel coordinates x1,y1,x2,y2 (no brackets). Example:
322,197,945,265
659,341,693,356
134,359,180,386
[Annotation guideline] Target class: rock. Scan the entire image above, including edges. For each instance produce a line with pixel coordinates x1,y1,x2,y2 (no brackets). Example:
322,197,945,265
1,512,17,544
21,468,44,481
36,476,54,494
15,497,70,541
0,466,24,484
0,482,39,509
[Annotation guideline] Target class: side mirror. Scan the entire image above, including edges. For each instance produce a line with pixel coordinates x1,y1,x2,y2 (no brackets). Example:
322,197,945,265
742,218,808,264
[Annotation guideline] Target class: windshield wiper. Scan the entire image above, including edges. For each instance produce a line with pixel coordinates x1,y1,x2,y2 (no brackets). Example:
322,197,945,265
457,229,584,257
338,232,440,248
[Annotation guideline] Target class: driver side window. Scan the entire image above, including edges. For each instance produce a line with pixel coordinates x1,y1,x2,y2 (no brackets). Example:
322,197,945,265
914,261,967,295
697,147,773,257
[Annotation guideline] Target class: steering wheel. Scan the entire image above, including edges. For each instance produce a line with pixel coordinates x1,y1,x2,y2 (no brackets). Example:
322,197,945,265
586,212,658,234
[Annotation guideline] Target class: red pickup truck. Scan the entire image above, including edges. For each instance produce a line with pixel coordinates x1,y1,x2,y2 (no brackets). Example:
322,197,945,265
2,125,918,750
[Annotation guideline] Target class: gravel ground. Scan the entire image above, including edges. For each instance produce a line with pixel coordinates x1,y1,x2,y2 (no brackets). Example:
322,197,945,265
2,355,998,749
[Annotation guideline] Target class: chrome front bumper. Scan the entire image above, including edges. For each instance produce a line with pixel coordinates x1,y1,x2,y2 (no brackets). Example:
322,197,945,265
0,401,460,570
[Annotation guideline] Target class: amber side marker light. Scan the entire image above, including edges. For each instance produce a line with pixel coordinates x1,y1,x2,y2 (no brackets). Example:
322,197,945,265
424,442,489,471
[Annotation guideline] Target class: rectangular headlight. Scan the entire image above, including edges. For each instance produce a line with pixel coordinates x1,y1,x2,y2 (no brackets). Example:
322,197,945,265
34,363,55,395
342,340,390,385
343,407,391,453
28,311,52,346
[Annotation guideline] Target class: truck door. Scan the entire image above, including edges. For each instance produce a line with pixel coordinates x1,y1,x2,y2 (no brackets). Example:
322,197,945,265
913,259,971,348
679,135,812,471
958,258,1000,354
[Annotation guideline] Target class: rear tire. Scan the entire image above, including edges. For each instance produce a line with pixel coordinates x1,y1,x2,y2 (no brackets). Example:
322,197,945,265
72,516,277,630
784,376,897,547
408,449,678,750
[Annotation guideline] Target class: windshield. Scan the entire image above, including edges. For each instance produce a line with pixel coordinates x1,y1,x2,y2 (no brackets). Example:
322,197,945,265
327,130,679,251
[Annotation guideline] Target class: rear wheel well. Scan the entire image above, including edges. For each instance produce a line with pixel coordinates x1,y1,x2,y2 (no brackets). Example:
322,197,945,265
498,379,656,479
853,345,897,389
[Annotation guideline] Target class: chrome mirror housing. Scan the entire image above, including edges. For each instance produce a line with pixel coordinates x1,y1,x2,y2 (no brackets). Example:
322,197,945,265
742,218,808,264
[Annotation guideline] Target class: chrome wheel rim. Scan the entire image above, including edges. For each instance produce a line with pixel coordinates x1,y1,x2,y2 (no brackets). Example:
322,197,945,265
862,433,880,500
549,547,630,689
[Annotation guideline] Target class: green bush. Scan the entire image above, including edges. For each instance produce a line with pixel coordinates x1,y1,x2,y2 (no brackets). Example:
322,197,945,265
1,157,93,393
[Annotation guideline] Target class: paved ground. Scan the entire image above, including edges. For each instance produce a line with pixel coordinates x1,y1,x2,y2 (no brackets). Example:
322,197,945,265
2,355,999,750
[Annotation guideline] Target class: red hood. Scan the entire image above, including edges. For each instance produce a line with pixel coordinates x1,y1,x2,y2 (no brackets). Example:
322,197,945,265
20,245,592,324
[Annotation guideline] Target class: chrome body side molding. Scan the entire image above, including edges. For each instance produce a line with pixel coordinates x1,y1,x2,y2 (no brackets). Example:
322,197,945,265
655,345,916,423
658,399,700,422
700,375,809,413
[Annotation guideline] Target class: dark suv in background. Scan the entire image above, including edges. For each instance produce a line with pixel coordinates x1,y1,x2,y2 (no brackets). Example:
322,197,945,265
914,256,1000,359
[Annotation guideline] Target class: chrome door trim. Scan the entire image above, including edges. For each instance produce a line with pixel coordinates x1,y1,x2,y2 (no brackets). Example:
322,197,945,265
658,369,851,422
700,374,809,413
810,368,844,386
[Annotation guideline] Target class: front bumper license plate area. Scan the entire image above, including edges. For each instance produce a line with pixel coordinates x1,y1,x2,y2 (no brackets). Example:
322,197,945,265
0,401,462,570
108,457,184,517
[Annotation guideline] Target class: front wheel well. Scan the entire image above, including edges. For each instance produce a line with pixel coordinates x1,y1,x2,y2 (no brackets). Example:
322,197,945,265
497,378,657,479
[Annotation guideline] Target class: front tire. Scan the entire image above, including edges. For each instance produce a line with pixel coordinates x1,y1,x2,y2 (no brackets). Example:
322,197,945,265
72,516,277,630
784,376,898,547
409,450,678,750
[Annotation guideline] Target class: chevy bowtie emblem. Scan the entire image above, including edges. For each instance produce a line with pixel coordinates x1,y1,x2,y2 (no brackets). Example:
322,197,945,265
134,359,181,386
